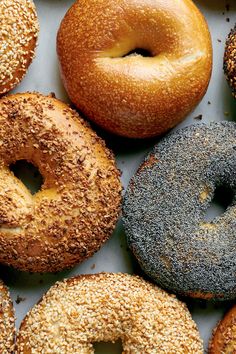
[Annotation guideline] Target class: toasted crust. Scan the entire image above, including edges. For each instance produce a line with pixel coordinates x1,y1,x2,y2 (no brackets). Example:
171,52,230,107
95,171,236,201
209,305,236,354
0,0,39,95
16,273,203,353
57,0,212,138
0,280,15,353
0,92,122,272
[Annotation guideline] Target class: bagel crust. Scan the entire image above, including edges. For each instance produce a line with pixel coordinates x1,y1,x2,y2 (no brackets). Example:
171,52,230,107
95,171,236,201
57,0,212,138
209,305,236,354
123,122,236,300
0,0,39,95
16,273,203,353
0,280,15,353
224,25,236,98
0,93,122,273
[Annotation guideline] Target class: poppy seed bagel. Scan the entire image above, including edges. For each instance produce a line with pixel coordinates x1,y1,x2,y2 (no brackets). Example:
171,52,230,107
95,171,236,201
123,122,236,300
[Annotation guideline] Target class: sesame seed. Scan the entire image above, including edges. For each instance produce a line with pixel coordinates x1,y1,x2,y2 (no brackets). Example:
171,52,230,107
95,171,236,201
0,0,39,95
0,280,15,353
16,273,203,353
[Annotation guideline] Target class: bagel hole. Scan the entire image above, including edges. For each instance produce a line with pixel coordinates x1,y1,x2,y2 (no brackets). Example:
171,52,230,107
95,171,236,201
10,160,43,195
122,48,153,58
94,339,123,353
204,184,234,221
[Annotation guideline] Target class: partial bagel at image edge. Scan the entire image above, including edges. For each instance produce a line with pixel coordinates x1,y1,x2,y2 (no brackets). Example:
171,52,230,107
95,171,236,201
123,122,236,300
57,0,212,138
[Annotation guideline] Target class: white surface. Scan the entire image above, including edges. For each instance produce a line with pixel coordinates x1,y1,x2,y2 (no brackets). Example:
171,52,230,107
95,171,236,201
1,0,236,352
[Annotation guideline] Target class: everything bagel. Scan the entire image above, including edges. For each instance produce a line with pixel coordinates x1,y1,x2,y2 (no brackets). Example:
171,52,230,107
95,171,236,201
57,0,212,138
123,122,236,300
0,93,122,273
0,0,39,95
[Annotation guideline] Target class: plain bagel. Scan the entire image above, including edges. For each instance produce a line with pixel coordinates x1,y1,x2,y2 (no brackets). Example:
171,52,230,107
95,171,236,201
57,0,212,138
16,273,203,353
0,0,39,95
0,93,122,273
123,122,236,300
0,280,15,353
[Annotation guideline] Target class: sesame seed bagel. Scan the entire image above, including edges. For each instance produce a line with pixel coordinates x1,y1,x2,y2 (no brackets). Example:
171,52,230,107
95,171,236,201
0,280,15,353
16,273,203,353
123,122,236,300
209,305,236,354
0,0,39,95
57,0,212,138
0,92,122,273
224,25,236,98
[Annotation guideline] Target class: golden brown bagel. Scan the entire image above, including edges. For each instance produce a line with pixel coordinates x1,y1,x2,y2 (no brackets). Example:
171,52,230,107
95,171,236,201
16,273,203,353
209,305,236,354
0,280,15,353
0,0,39,95
57,0,212,138
0,93,122,273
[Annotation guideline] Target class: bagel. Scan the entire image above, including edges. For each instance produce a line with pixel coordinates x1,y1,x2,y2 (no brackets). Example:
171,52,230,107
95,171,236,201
123,122,236,300
209,305,236,354
0,93,122,273
16,273,203,353
0,0,39,95
57,0,212,138
0,280,15,353
224,24,236,97
208,305,236,354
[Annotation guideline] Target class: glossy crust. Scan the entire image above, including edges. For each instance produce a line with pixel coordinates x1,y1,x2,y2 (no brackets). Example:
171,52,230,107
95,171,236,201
0,280,15,353
0,0,39,95
123,122,236,300
16,273,203,353
57,0,212,138
224,25,236,98
0,93,122,273
209,305,236,354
